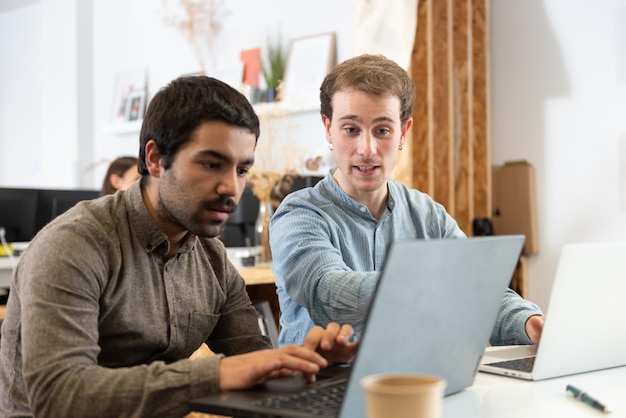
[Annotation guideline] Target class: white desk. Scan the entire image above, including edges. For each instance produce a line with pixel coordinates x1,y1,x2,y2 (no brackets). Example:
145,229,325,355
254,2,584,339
3,248,625,416
0,251,276,289
443,366,626,417
0,256,15,288
1,254,277,290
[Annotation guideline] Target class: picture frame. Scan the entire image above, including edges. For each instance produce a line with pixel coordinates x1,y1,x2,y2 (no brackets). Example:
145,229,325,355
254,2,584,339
124,89,146,122
282,32,336,101
111,69,147,124
211,62,245,91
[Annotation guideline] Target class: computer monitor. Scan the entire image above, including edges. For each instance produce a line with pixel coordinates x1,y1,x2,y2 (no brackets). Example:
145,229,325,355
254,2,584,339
270,175,323,203
219,175,324,248
34,188,99,232
220,186,259,247
0,188,39,243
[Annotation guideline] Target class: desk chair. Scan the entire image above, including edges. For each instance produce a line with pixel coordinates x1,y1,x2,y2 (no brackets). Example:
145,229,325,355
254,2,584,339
253,300,279,348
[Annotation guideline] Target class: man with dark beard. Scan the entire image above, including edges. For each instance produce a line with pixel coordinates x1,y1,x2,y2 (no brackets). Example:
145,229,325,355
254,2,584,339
0,76,357,418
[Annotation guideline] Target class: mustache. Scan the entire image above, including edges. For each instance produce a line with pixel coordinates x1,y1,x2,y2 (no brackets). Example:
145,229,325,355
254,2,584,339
204,196,236,212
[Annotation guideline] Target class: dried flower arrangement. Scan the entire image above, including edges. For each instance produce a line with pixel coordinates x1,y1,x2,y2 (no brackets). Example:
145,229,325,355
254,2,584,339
160,0,231,74
247,109,304,262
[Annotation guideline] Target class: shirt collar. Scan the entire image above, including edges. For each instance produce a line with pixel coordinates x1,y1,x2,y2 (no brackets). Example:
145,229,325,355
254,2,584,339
326,167,395,214
125,180,197,257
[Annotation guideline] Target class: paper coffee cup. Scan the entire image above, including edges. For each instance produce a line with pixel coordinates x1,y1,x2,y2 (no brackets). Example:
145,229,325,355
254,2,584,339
361,373,447,418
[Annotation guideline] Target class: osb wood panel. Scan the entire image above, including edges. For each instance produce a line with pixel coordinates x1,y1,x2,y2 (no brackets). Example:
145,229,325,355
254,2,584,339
452,0,472,234
407,0,431,192
430,0,454,213
471,0,490,219
406,0,489,236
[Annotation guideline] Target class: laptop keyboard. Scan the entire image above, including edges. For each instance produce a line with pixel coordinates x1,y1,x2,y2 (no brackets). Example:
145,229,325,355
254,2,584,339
255,380,346,416
487,356,536,372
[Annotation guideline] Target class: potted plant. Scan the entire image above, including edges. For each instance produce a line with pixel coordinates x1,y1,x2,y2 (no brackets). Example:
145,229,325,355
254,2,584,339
261,38,285,102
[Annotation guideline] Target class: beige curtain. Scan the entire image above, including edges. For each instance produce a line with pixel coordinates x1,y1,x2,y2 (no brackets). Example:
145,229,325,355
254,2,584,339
353,0,419,70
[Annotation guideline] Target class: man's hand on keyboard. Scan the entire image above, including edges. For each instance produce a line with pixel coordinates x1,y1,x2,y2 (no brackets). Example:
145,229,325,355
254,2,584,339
303,322,359,371
218,322,357,390
218,345,329,391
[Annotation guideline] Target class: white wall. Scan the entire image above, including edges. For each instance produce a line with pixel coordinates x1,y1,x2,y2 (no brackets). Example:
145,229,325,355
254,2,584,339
0,1,45,187
2,0,626,309
491,0,626,310
0,0,356,189
91,0,358,187
85,0,421,181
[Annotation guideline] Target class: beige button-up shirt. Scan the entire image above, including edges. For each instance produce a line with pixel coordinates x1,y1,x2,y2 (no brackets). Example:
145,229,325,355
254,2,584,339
0,181,270,417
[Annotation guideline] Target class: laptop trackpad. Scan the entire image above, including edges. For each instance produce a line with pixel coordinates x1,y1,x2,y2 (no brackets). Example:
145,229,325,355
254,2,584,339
262,375,307,393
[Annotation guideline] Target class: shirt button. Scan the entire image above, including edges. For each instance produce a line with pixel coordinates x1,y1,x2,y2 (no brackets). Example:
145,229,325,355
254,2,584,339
360,206,367,213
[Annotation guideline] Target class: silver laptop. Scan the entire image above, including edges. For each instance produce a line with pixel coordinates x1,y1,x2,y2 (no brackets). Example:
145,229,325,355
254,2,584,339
480,241,626,380
189,236,524,418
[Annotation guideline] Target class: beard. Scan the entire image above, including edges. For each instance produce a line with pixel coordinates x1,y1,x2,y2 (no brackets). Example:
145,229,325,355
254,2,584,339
157,188,236,239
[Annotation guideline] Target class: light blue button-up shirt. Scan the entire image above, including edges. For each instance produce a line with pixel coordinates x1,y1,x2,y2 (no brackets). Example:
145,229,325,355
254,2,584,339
270,168,542,347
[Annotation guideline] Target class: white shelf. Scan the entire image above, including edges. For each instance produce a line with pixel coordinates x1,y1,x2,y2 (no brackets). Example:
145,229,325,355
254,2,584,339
101,120,143,135
100,98,319,137
253,96,319,117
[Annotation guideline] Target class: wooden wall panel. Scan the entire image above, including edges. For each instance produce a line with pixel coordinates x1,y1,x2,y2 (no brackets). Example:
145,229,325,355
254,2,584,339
452,0,471,234
471,0,490,219
409,0,431,193
405,0,489,236
430,0,454,213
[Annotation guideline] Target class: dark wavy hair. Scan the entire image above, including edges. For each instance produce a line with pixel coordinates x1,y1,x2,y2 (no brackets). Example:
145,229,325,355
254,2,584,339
138,76,260,175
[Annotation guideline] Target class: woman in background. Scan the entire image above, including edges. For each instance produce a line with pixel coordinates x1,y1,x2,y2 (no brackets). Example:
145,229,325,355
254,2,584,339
100,156,140,196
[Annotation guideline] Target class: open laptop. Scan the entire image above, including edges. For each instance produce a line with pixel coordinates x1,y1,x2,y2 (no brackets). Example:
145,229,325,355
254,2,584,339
480,241,626,380
189,235,525,418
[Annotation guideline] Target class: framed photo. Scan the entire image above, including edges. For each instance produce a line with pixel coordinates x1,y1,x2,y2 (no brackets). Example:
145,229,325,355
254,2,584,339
111,69,147,124
282,32,336,101
125,89,146,122
211,62,245,91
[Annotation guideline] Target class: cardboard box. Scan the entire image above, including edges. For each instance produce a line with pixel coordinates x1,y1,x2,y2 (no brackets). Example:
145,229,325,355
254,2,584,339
492,161,539,254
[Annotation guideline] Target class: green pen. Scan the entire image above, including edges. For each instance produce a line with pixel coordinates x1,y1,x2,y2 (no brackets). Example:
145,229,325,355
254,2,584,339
566,384,612,414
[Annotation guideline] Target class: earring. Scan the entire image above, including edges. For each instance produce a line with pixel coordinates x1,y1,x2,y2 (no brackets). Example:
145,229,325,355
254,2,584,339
398,144,403,150
328,143,333,151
